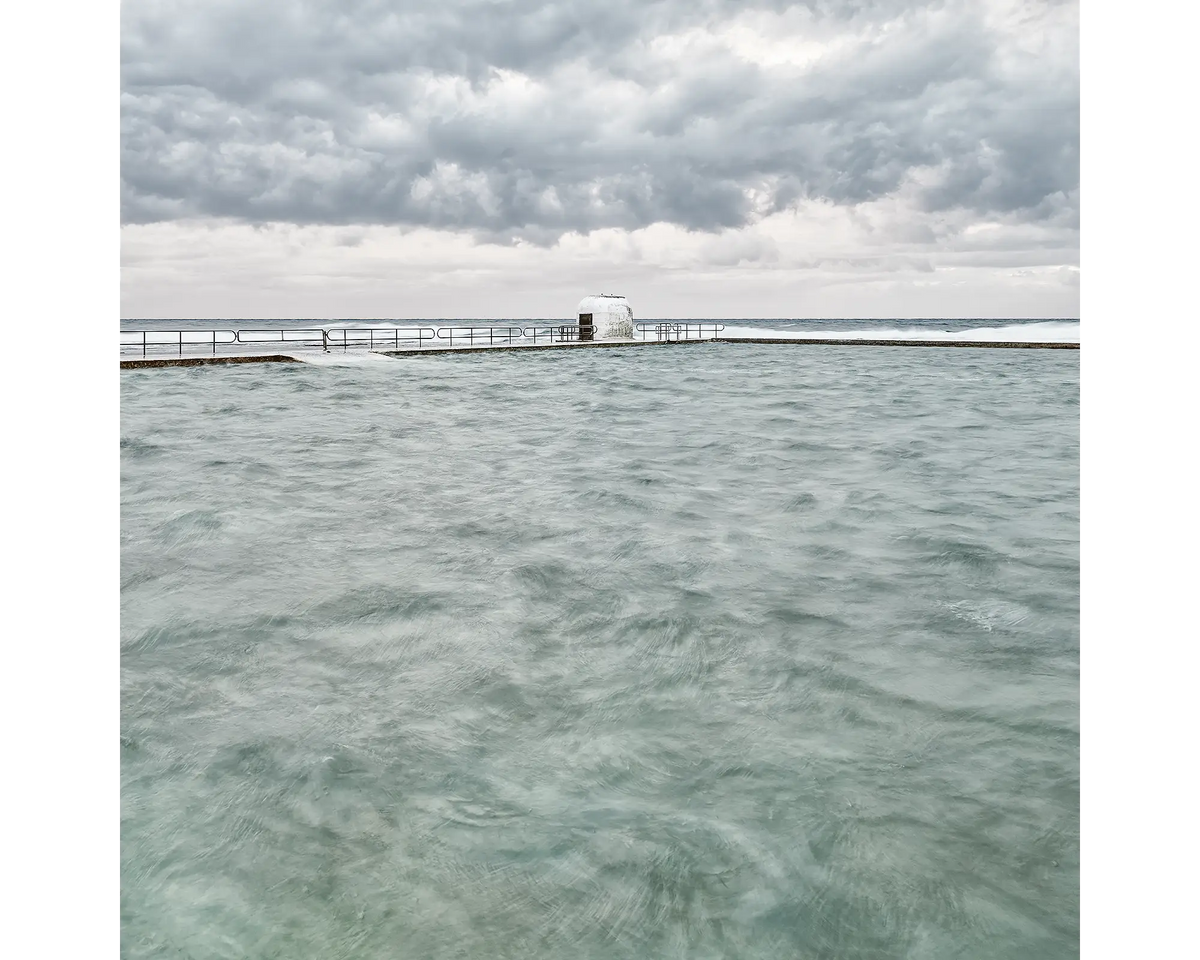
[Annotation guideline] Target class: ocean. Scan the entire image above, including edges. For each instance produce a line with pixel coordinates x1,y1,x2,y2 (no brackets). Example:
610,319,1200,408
121,331,1079,958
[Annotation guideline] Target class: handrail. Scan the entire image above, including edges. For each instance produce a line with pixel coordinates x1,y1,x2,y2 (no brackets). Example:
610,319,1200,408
120,329,238,358
324,327,438,351
634,321,725,342
119,326,438,357
235,328,328,346
521,323,581,344
434,325,526,348
120,321,725,359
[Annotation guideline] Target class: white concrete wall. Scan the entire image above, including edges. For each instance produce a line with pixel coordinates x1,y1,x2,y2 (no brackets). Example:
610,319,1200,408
578,296,634,339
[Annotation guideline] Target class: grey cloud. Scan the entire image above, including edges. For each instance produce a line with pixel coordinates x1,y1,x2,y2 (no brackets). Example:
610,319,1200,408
121,0,1079,243
698,232,781,267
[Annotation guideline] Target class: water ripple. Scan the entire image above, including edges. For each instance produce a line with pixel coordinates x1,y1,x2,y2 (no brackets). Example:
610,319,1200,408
122,344,1078,958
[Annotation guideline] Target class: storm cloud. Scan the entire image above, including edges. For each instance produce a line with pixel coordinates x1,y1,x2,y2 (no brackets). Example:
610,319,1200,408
121,0,1079,245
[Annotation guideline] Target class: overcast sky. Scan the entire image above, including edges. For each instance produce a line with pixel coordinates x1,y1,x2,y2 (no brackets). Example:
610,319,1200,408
120,0,1078,319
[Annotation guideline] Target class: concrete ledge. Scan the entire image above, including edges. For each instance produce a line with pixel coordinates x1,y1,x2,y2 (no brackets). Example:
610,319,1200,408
120,354,303,369
379,337,1078,358
712,338,1079,349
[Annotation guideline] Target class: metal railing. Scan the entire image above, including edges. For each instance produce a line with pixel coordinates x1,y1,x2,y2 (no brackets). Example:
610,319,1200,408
325,327,437,351
120,321,724,359
119,327,437,357
434,326,526,348
635,322,725,342
521,324,582,344
120,330,239,358
231,328,330,348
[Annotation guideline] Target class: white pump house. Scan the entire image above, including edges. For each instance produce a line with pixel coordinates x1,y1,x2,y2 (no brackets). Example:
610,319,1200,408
576,295,634,341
